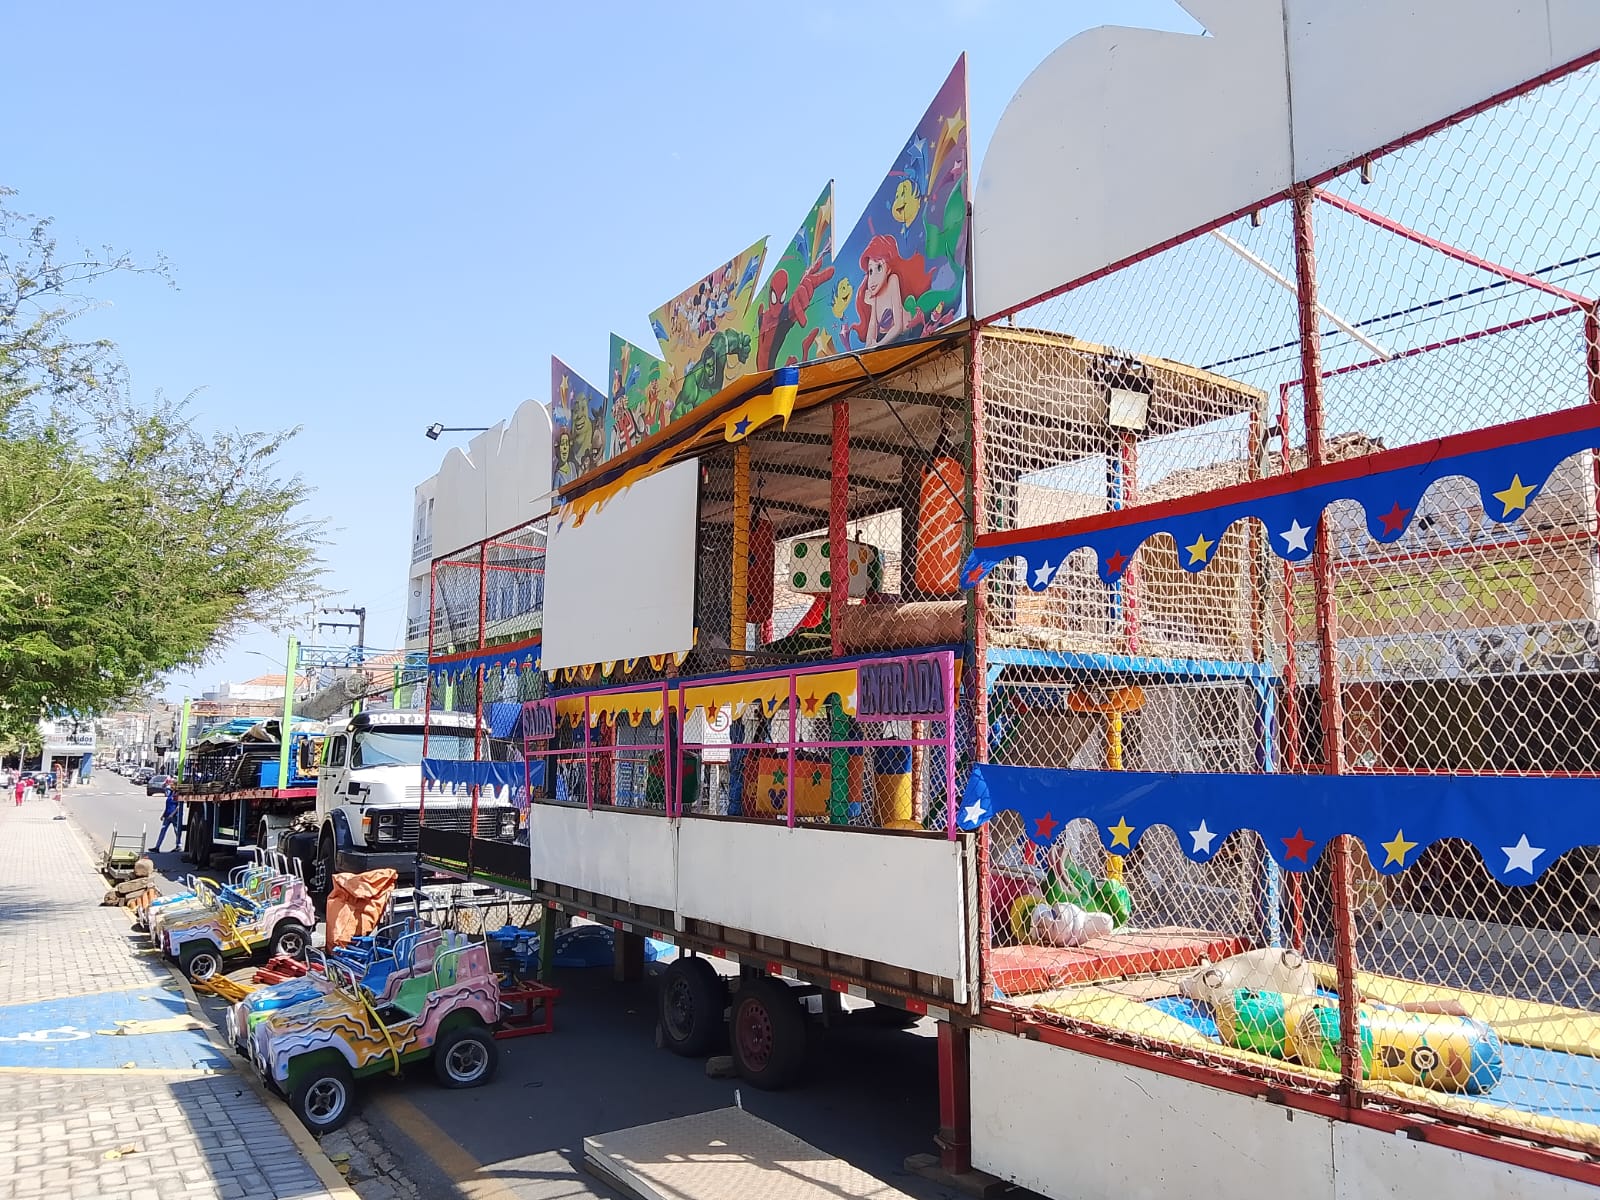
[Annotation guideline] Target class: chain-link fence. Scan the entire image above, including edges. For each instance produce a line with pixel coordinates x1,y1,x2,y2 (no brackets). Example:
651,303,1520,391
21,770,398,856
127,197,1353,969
422,517,548,853
971,58,1600,1155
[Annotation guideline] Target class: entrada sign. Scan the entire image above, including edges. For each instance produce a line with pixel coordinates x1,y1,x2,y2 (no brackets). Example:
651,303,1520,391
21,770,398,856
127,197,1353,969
857,658,946,720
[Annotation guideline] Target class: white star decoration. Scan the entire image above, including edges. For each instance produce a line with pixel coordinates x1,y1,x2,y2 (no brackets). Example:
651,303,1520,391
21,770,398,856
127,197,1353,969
1189,820,1217,855
1279,519,1311,554
1501,834,1545,875
1032,561,1056,589
962,800,987,826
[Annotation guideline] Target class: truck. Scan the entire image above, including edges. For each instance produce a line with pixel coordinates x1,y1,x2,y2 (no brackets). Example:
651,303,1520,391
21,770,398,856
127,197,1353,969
278,709,521,900
177,718,322,868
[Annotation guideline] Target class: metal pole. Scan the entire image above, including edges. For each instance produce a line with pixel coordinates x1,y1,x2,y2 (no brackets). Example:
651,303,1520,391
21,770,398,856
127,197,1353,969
1291,184,1361,1105
731,442,750,670
829,400,849,657
176,697,193,780
966,325,993,1000
277,636,299,791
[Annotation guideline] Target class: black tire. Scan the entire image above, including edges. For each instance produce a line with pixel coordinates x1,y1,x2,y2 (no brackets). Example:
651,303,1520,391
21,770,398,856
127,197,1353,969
289,1056,356,1133
269,920,310,961
192,814,214,868
313,832,336,905
728,975,808,1090
180,941,225,984
433,1023,498,1089
180,810,203,864
659,956,726,1058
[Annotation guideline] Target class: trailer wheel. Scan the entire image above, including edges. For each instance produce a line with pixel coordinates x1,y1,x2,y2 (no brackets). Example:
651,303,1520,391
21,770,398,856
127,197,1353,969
659,956,726,1058
729,975,807,1090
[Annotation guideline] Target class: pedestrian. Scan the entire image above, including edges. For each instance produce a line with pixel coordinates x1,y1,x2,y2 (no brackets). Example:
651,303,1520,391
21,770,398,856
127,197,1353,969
12,778,22,807
152,781,183,853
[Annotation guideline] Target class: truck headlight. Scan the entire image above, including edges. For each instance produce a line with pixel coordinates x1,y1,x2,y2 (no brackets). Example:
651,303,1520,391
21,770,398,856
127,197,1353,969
375,812,401,843
500,810,519,839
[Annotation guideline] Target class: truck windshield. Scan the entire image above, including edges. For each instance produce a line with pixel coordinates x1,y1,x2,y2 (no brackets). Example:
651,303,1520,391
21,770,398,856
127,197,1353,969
350,729,511,767
350,730,454,767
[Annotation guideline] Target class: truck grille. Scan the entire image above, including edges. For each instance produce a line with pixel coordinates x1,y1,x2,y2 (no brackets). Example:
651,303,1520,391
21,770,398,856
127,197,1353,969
403,808,511,841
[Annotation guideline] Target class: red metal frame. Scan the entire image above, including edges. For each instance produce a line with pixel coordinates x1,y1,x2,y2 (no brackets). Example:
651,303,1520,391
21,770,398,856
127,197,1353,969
1313,188,1594,307
495,982,559,1039
1292,184,1364,1103
829,399,849,658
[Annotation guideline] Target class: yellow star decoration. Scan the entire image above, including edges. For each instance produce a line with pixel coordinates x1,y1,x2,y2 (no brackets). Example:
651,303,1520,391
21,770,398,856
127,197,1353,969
1381,829,1417,867
1108,817,1135,849
1185,533,1214,565
1492,474,1535,516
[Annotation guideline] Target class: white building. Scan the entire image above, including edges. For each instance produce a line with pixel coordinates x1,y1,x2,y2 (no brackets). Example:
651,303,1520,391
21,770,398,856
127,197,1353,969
405,399,555,650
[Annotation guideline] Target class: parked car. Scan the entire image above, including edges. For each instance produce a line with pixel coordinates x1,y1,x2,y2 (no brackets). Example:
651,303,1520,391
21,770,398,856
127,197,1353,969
131,767,154,785
145,773,176,796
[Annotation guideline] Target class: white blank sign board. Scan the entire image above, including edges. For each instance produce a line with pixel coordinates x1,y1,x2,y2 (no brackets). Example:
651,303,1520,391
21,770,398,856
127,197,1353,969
541,458,698,671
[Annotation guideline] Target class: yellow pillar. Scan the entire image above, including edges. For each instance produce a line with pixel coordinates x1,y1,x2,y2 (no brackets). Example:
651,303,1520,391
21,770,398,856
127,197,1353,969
1105,709,1125,883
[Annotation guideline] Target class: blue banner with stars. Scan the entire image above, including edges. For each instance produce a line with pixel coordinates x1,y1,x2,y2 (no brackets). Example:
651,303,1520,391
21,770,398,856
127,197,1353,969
959,764,1590,885
960,405,1600,589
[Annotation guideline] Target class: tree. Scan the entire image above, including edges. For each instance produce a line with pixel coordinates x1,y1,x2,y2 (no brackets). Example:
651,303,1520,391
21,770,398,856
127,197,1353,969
0,187,324,740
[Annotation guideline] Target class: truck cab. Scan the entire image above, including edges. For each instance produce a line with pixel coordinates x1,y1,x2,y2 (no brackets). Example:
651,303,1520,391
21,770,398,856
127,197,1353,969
304,710,520,895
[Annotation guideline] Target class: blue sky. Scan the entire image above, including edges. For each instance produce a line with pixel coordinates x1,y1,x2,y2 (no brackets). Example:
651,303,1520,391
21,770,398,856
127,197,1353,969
7,2,1201,698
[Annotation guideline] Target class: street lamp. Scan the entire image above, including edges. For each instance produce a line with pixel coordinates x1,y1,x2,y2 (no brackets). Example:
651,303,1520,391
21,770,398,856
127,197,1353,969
425,423,490,441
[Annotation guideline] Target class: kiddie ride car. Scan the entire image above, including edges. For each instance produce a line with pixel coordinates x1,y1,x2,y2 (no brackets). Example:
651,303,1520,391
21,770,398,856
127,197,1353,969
140,850,295,937
150,853,316,982
225,920,438,1053
248,929,501,1132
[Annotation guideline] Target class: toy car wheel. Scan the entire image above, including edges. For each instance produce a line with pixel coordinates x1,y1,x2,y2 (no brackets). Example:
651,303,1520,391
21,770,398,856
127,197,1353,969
269,920,310,960
180,942,224,984
659,955,726,1058
433,1024,498,1089
729,975,808,1090
290,1059,355,1133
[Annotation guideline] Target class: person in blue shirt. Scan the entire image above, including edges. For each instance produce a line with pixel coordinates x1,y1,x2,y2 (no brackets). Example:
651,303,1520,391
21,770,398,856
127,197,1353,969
153,782,183,853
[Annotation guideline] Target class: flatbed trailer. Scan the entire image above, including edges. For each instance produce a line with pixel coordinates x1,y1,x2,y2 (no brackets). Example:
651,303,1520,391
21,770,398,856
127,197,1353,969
178,786,318,867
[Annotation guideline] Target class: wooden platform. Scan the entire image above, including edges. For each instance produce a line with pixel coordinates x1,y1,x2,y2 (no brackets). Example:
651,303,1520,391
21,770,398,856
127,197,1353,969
585,1107,915,1200
990,927,1245,996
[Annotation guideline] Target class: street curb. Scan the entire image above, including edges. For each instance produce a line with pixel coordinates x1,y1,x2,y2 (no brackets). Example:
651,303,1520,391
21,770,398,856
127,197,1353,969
164,966,363,1200
60,802,362,1200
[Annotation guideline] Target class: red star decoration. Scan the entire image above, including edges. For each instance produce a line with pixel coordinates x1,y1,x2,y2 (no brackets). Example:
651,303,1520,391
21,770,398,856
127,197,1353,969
1033,811,1060,841
801,693,820,715
1378,501,1411,536
1282,828,1315,863
1105,549,1128,575
964,564,986,585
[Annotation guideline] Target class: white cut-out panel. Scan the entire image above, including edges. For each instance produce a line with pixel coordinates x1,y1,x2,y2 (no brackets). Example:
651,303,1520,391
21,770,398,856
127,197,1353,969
975,0,1600,320
541,459,699,671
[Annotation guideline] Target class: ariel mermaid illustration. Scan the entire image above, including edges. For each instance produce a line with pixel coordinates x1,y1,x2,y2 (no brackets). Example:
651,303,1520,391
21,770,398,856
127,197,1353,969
849,233,934,348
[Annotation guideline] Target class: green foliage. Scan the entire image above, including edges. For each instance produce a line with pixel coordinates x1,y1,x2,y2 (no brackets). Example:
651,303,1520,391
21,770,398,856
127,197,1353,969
0,187,323,739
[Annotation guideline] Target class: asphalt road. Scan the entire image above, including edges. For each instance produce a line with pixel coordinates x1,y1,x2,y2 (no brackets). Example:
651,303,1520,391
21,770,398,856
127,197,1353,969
67,772,969,1200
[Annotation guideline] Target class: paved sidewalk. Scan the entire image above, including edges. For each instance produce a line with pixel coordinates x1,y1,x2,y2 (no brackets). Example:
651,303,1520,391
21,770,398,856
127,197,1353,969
0,798,344,1200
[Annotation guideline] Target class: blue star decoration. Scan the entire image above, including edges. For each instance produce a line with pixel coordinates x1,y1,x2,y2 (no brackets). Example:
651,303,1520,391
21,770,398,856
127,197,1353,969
959,404,1600,589
732,416,752,437
957,763,1586,887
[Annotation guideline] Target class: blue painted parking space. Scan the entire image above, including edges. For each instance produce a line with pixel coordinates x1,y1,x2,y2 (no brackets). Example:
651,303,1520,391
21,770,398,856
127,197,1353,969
0,984,231,1072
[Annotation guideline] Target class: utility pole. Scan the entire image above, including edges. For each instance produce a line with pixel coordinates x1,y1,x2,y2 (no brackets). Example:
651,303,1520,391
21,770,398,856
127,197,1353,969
315,606,368,666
